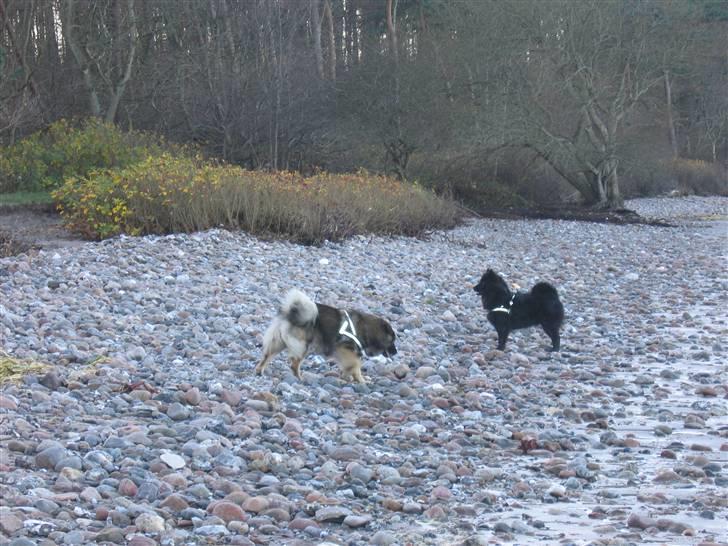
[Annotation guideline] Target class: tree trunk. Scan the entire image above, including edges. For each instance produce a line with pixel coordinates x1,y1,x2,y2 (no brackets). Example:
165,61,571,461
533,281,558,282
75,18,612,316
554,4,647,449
0,0,40,98
602,159,623,209
418,0,453,103
664,70,679,159
105,0,137,123
385,0,409,170
350,0,359,66
62,0,102,117
323,0,336,81
42,0,60,69
311,0,324,79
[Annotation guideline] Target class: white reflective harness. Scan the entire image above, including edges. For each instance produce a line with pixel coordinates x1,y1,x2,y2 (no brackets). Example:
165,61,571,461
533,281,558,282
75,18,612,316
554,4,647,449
491,293,517,315
338,310,365,355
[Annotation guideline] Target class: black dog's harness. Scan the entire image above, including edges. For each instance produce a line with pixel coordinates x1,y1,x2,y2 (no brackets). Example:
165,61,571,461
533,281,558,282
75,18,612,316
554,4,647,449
338,310,365,355
491,293,517,315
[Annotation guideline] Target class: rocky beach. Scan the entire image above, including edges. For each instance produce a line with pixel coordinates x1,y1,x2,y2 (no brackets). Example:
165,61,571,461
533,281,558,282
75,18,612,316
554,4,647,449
1,196,726,546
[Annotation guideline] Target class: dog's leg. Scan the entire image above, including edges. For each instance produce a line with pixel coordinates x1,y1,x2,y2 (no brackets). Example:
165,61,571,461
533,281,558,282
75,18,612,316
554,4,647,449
290,357,303,380
256,320,287,376
488,314,510,351
496,328,509,351
334,348,366,384
542,323,560,351
255,351,278,375
351,366,366,385
493,322,510,351
255,339,285,376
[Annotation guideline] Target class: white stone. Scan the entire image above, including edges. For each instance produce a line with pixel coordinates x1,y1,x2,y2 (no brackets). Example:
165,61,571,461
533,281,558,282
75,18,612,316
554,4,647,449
160,452,186,470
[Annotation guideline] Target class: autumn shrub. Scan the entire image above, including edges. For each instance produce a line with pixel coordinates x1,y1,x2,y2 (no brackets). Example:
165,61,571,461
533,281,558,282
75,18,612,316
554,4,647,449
620,156,675,197
409,150,537,209
0,118,173,193
671,159,727,196
53,155,461,243
0,230,34,258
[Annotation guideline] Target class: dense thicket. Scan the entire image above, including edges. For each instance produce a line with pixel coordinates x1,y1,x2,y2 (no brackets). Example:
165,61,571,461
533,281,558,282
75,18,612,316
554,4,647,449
1,0,726,208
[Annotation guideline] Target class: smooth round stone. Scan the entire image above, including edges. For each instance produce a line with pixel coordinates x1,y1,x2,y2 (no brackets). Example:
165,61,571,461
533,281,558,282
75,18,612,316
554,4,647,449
0,395,18,410
242,496,269,514
627,512,656,530
183,387,202,405
55,455,83,472
194,525,229,536
159,493,188,513
0,512,23,534
415,366,437,379
35,446,67,470
128,536,158,546
330,447,359,461
546,484,566,498
94,527,125,544
423,505,447,520
118,478,138,497
167,403,189,421
315,506,352,523
370,530,397,545
210,501,247,523
80,487,102,503
134,513,165,533
135,481,160,502
347,462,373,483
34,499,60,515
343,514,371,528
430,485,452,500
653,470,682,483
160,453,186,470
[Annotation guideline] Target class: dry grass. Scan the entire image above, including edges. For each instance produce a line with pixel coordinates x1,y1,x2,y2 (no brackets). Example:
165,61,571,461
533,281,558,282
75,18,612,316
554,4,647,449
0,351,49,384
0,230,34,258
671,159,727,196
54,156,462,243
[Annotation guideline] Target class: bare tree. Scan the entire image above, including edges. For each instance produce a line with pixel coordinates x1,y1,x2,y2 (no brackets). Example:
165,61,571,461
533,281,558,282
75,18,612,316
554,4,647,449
61,0,138,122
505,0,692,208
1,0,723,204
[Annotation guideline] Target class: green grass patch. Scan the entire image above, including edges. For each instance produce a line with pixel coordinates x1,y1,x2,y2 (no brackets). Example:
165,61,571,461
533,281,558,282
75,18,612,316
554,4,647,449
0,191,53,206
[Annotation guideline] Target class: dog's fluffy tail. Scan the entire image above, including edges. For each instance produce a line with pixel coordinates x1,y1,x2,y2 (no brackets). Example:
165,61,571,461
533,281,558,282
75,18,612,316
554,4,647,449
260,289,317,360
532,282,564,323
281,289,318,327
531,282,559,298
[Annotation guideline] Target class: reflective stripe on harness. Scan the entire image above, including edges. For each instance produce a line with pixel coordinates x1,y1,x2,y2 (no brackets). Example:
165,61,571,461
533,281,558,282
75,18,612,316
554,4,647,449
339,310,365,355
490,293,517,315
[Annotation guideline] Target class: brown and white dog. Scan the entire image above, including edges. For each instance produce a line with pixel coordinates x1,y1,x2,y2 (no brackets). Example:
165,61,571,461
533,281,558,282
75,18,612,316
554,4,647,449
255,289,397,383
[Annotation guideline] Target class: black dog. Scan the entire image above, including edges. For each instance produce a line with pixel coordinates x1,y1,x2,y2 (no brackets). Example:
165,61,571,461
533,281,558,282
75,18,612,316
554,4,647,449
474,269,564,351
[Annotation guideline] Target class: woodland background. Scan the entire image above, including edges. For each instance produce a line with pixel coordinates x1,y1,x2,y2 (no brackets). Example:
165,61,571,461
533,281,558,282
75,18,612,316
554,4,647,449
1,0,727,209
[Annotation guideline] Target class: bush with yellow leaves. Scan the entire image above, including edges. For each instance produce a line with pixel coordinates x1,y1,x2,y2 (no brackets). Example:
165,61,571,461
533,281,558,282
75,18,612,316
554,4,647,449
54,154,461,243
0,119,174,193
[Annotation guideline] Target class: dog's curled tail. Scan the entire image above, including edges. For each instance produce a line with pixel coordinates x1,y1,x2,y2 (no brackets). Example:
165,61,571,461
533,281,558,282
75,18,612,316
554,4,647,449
281,289,318,327
531,282,559,298
532,282,565,322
